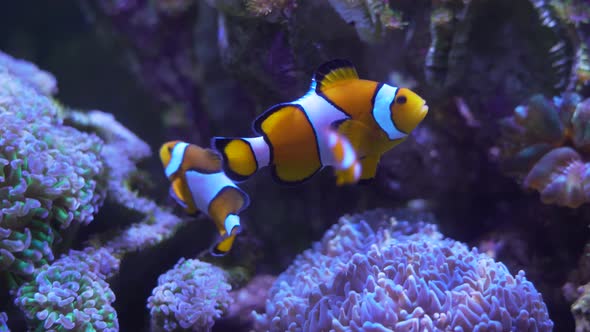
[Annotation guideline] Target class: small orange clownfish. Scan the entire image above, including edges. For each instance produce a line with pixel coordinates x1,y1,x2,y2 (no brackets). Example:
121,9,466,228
159,141,250,256
212,59,429,185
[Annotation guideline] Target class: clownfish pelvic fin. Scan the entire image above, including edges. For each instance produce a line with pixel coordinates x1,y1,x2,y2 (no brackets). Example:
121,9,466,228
211,232,237,256
333,119,403,181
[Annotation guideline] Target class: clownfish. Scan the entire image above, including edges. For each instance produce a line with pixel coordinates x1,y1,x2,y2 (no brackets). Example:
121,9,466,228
212,59,429,185
159,141,250,256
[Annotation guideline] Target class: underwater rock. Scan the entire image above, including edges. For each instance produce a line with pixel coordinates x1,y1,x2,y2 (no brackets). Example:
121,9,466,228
147,258,232,332
205,0,296,20
326,0,405,43
85,0,271,143
155,0,196,16
499,92,590,208
83,0,208,143
425,0,474,88
83,0,377,139
225,274,276,326
375,125,477,201
253,209,553,331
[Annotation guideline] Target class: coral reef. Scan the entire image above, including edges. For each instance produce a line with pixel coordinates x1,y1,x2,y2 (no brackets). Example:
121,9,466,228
0,51,197,331
147,258,232,332
0,51,58,96
563,234,590,332
254,209,553,331
14,248,119,332
225,274,276,327
0,57,105,278
498,92,590,208
571,282,590,332
62,109,153,215
3,0,590,329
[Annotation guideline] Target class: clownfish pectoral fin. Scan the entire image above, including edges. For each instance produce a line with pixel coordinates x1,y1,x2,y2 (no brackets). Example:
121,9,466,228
325,129,362,186
170,177,199,214
334,119,384,157
210,232,237,256
223,213,242,236
335,165,361,186
359,154,380,181
314,59,359,93
212,137,262,182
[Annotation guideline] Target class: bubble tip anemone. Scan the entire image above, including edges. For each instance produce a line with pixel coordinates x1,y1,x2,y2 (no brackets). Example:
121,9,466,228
253,209,553,331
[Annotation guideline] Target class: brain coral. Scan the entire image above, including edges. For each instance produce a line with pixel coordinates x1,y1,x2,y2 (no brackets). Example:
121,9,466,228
499,92,590,208
0,58,105,277
253,209,553,331
147,258,233,332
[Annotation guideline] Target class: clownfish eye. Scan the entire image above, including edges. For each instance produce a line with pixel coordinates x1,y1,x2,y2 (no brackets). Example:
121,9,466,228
396,96,407,104
168,146,173,153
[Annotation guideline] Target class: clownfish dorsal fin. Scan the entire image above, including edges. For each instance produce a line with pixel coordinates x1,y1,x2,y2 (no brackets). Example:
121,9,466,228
313,59,359,93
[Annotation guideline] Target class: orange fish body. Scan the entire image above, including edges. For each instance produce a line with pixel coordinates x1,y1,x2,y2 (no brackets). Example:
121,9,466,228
213,59,428,185
159,141,250,255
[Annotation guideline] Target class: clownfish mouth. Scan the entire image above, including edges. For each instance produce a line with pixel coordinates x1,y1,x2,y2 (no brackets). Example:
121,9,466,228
418,104,429,122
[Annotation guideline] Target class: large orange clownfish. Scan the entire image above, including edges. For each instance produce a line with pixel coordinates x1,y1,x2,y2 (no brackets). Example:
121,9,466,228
212,59,429,185
159,141,250,255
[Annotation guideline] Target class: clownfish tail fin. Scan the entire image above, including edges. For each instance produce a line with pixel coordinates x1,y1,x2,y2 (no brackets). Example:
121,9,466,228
212,137,266,182
210,233,237,256
210,215,242,256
